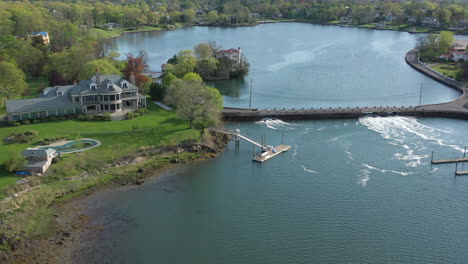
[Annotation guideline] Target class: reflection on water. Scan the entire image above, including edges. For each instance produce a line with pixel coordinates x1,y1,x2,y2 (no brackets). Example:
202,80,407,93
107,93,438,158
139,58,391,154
107,23,467,109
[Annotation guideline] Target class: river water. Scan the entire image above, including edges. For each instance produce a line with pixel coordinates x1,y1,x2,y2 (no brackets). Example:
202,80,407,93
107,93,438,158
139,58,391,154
86,23,468,263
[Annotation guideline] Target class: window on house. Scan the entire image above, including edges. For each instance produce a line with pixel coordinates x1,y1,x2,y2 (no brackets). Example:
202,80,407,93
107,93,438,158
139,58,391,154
122,82,128,88
110,95,115,101
104,95,109,101
74,97,80,103
57,91,63,96
91,85,96,90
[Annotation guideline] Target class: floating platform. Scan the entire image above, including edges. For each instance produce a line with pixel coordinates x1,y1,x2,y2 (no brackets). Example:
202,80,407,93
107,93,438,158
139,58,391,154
253,145,291,163
456,170,468,176
431,157,468,164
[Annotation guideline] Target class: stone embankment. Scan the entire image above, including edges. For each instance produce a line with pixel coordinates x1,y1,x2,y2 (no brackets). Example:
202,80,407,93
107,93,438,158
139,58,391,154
222,49,468,121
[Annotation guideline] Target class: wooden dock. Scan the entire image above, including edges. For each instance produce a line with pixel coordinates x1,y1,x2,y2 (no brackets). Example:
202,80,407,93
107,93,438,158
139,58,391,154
253,144,291,163
431,157,468,164
455,170,468,176
214,129,290,162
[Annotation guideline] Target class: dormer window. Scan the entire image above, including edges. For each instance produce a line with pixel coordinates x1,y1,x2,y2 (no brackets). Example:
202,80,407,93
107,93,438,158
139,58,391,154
121,81,128,88
57,91,63,96
89,82,97,90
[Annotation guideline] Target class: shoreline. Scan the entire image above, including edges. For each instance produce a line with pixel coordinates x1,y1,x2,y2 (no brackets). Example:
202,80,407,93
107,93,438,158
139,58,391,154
5,164,206,264
0,132,230,263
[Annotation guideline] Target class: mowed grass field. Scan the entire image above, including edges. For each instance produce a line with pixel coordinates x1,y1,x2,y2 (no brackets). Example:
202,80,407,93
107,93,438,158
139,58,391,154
0,103,198,199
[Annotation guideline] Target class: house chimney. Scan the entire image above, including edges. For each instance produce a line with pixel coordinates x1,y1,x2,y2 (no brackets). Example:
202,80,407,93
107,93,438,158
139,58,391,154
130,72,136,86
95,67,101,86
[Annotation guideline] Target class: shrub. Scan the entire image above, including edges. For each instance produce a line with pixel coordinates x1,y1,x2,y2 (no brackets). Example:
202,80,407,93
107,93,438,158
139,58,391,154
135,108,148,115
10,122,21,126
33,119,41,124
133,113,140,118
24,130,39,137
3,152,26,172
77,115,86,121
21,120,31,125
84,115,94,121
49,117,58,121
58,116,66,120
102,112,112,121
126,112,135,120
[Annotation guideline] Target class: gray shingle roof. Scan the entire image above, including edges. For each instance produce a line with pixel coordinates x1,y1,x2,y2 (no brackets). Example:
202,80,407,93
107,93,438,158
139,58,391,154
6,87,80,113
22,148,56,158
6,74,139,114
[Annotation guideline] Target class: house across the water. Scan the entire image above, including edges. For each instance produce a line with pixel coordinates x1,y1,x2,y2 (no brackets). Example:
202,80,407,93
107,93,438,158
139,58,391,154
5,73,147,122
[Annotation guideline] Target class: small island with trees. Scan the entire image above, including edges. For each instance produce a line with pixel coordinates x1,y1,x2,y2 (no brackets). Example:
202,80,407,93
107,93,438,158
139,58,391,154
161,41,250,81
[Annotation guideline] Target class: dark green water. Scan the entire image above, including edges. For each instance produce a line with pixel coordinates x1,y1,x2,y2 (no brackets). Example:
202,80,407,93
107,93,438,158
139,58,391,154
81,24,468,263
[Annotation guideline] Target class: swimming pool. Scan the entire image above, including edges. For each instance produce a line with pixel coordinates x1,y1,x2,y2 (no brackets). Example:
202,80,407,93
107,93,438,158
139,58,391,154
39,139,101,154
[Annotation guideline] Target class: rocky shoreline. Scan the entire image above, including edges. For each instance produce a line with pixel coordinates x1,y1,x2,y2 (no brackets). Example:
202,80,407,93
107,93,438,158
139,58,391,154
0,131,230,264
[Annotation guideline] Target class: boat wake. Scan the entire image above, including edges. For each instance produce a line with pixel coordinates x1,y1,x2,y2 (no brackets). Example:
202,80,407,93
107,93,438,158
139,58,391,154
300,165,318,174
362,163,413,176
255,118,296,130
358,169,371,187
358,116,463,167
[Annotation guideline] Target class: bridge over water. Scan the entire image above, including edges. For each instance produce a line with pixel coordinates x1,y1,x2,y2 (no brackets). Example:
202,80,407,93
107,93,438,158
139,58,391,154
222,49,468,121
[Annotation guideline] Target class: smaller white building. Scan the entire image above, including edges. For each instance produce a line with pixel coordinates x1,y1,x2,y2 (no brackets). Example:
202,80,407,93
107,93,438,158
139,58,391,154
21,148,56,173
452,40,468,61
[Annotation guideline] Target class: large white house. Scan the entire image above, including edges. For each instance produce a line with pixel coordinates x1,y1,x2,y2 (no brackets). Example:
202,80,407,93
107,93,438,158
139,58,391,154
6,73,147,122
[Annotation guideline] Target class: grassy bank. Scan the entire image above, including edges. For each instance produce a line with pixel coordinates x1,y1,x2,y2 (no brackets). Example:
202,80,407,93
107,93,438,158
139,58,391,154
87,24,185,40
428,62,465,82
0,102,231,250
0,103,197,196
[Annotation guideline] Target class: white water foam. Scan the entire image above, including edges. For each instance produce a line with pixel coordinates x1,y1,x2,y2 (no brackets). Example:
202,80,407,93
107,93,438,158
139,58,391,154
358,116,464,167
358,169,371,187
255,118,296,130
343,142,354,162
292,144,298,160
300,165,318,174
362,163,413,176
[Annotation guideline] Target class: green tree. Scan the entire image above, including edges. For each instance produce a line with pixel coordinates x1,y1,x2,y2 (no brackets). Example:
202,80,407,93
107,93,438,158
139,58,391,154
194,42,213,60
206,10,219,24
438,31,454,55
0,61,27,107
165,77,223,129
3,152,26,173
182,8,196,23
79,59,121,80
162,72,177,88
168,50,197,77
149,81,165,101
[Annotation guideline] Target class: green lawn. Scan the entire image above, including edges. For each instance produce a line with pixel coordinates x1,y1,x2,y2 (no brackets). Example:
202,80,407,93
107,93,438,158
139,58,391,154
24,77,49,99
87,26,167,40
0,103,199,197
429,63,462,80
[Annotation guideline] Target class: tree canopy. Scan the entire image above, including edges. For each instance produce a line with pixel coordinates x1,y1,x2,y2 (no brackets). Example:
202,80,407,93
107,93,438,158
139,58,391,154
0,61,27,107
165,73,223,129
